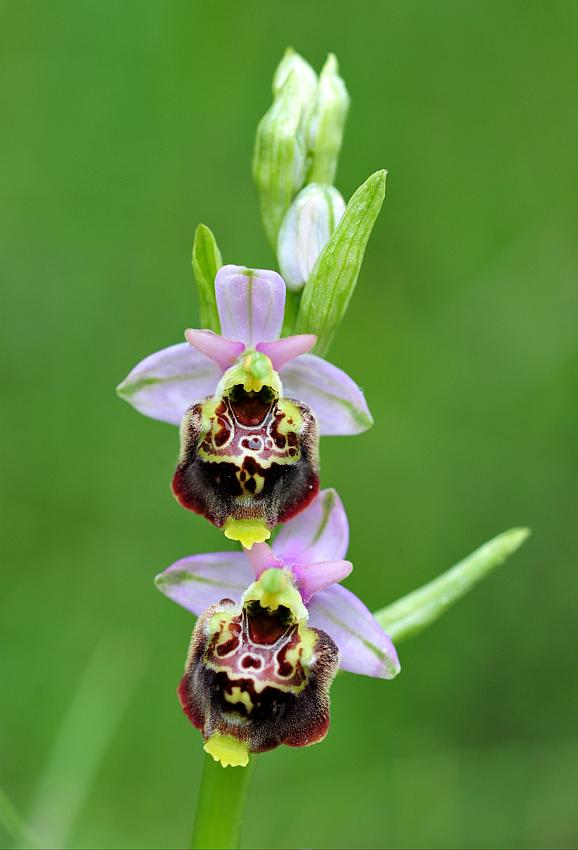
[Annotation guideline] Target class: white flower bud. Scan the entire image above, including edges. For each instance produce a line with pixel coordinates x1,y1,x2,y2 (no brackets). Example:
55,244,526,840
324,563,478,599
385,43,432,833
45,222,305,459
273,48,318,114
277,184,346,292
307,54,350,184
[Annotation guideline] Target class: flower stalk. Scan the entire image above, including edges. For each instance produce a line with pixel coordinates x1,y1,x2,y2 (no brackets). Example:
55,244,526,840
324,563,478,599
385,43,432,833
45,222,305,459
191,754,256,850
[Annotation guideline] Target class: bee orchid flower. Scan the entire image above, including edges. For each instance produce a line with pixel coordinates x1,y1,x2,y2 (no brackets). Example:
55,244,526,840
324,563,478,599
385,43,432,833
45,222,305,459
156,489,400,752
155,489,400,766
118,267,373,547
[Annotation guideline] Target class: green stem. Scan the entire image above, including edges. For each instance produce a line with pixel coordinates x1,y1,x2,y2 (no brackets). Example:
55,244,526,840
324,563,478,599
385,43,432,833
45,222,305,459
191,756,256,850
281,289,301,337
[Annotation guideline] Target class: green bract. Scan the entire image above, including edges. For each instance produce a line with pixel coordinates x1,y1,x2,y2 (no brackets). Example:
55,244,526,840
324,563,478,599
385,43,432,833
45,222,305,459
192,224,222,333
296,169,387,356
374,528,531,643
307,53,350,185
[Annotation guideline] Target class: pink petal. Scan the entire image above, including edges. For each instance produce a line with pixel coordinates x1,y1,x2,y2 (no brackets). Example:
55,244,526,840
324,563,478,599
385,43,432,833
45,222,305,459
117,342,221,425
155,552,253,615
185,328,245,371
273,488,349,563
280,353,373,436
256,335,316,370
307,584,400,679
292,559,352,603
215,265,286,347
244,542,283,578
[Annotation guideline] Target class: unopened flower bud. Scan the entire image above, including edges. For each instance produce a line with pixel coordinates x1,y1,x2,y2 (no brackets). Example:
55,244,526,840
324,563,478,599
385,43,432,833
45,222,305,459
253,71,308,249
273,47,317,113
307,53,350,184
277,184,346,291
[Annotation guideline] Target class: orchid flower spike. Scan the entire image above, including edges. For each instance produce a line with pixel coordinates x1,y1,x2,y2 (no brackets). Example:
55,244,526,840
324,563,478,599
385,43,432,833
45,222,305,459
117,264,373,437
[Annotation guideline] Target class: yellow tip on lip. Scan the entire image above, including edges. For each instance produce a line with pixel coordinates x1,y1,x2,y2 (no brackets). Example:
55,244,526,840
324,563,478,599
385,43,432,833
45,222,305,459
223,518,271,549
203,733,250,768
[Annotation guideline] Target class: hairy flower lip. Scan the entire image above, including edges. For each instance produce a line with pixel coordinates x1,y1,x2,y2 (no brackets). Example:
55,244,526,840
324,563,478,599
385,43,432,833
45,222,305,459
117,265,373,436
178,567,340,759
171,381,320,547
156,489,400,680
180,612,338,758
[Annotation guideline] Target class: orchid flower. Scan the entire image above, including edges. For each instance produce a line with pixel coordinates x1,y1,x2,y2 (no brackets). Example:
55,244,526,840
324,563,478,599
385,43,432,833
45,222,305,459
177,568,340,766
118,266,373,547
117,264,373,437
155,489,400,765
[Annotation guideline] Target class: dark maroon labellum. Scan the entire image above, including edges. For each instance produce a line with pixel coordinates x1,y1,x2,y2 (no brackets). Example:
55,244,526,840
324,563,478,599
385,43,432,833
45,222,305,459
172,384,319,537
178,590,339,754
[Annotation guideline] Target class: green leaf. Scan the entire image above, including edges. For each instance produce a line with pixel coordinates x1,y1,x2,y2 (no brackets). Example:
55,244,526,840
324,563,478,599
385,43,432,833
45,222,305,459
27,633,144,849
295,169,386,356
192,224,222,333
374,528,530,643
252,71,308,249
0,786,37,847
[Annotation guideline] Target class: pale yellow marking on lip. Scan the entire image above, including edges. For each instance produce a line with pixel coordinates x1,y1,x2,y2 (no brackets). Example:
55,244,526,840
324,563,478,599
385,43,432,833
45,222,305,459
224,686,254,714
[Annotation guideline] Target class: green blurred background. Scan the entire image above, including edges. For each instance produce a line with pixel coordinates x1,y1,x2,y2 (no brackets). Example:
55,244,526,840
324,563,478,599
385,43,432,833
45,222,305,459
2,2,577,848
